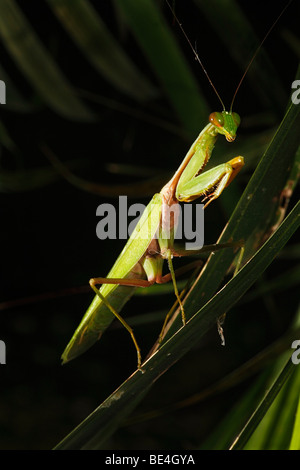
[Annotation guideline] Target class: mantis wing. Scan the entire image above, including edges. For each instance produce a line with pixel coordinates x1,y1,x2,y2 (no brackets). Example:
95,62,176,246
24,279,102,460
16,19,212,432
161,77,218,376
61,193,162,363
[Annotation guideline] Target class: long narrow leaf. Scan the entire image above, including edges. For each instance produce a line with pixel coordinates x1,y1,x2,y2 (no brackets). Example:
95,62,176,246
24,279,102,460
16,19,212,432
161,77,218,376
289,385,300,450
46,0,157,102
230,357,297,450
0,0,93,120
114,0,209,134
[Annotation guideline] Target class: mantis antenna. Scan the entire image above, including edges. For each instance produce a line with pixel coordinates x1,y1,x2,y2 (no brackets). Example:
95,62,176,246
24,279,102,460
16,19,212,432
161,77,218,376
230,0,294,112
165,0,225,111
165,0,294,112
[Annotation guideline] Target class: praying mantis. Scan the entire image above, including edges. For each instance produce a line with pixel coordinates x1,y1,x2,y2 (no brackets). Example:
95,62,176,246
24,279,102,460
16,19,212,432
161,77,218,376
61,109,244,368
61,1,291,370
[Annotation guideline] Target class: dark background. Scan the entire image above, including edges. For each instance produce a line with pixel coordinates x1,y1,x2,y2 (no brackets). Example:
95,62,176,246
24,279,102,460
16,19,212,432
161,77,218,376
0,0,299,449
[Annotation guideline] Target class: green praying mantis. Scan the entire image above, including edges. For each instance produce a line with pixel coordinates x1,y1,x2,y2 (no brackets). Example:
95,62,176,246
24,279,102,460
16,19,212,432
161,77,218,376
61,1,291,370
61,110,244,368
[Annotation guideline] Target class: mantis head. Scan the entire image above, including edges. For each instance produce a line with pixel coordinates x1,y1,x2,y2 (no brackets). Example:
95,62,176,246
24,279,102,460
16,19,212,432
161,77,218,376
209,111,241,142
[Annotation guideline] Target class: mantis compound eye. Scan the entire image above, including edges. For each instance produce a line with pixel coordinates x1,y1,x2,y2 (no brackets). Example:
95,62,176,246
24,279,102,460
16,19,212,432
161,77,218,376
209,112,224,128
232,112,241,127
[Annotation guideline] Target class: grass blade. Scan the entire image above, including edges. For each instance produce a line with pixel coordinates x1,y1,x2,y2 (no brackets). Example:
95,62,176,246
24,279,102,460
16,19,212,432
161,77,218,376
114,0,209,134
0,0,93,120
289,383,300,450
46,0,157,101
230,357,297,450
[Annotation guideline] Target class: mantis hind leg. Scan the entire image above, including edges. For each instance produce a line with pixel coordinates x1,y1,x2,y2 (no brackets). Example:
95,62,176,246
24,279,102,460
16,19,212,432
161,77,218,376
89,276,155,370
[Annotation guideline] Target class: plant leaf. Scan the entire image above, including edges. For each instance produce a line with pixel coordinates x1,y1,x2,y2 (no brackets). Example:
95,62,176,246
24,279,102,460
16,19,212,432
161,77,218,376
46,0,157,101
114,0,209,134
0,0,94,120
